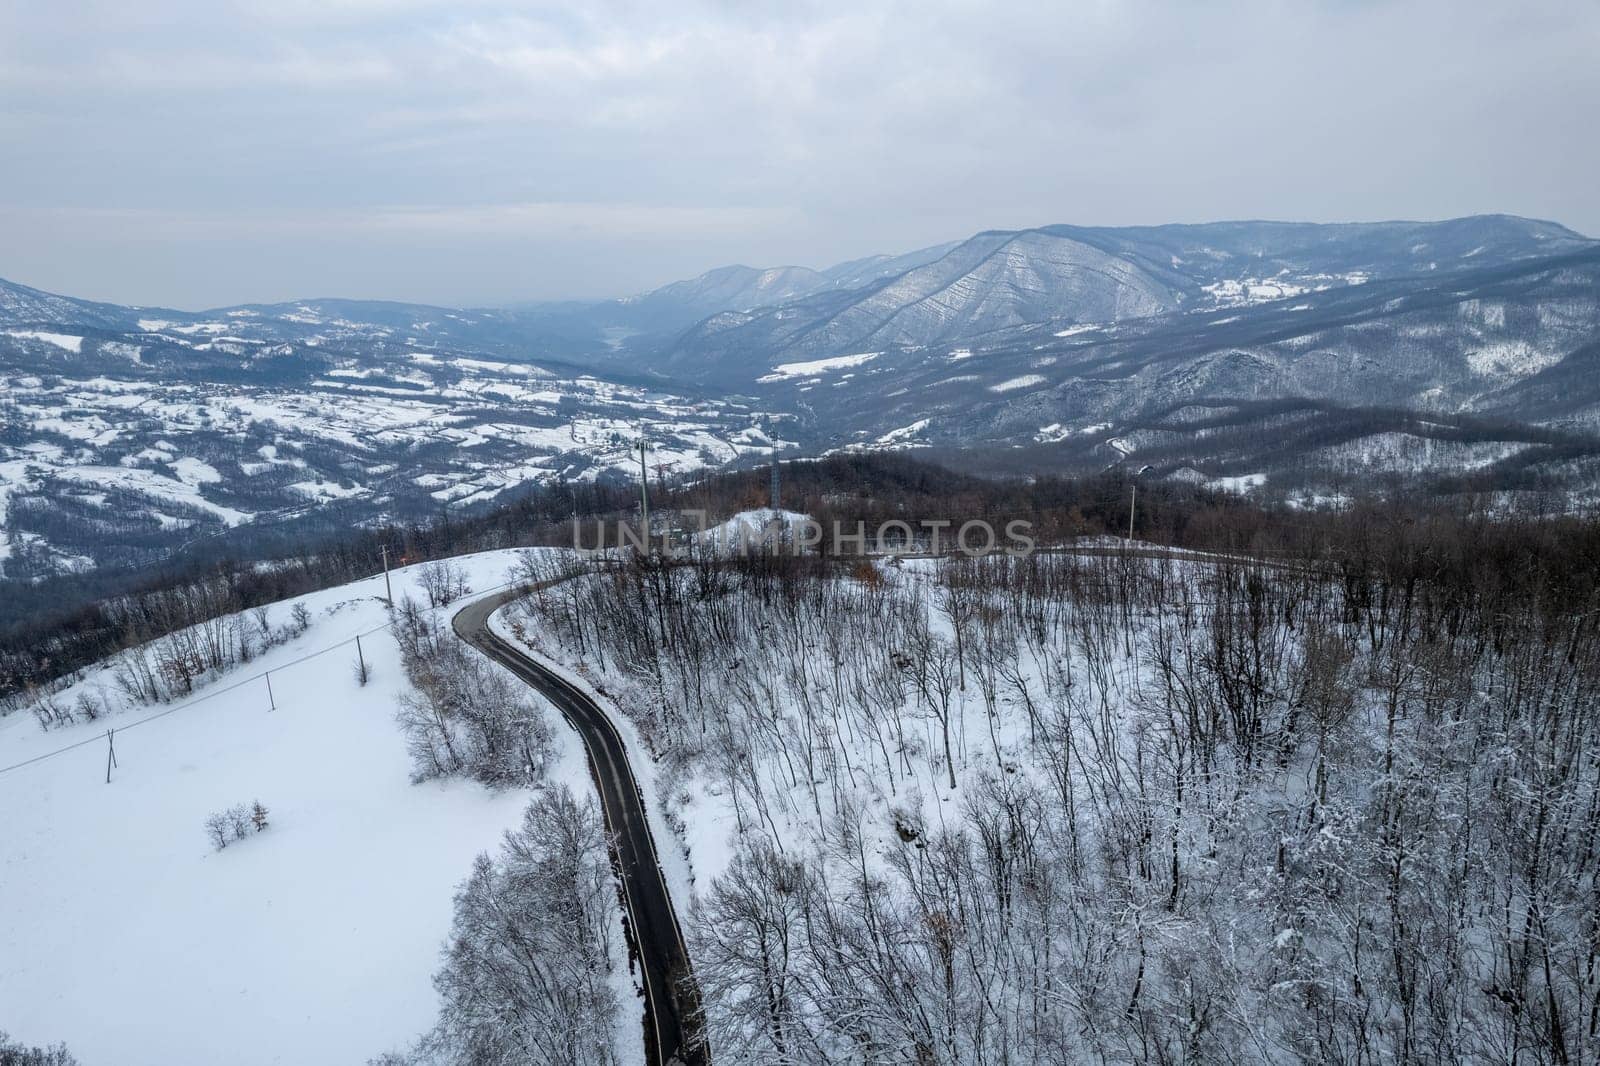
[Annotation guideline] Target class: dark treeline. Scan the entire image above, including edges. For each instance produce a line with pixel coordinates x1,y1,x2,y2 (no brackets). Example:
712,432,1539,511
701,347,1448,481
666,453,1265,549
666,452,1600,582
7,450,1598,706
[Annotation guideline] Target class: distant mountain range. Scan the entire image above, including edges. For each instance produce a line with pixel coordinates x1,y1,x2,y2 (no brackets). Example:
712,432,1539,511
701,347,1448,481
4,213,1600,581
636,215,1591,379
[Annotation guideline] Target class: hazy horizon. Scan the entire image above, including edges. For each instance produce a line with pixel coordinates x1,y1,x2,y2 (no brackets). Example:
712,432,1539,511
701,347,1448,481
3,209,1594,313
4,0,1597,309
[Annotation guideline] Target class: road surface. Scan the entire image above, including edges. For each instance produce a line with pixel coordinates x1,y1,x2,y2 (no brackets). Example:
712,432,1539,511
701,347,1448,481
454,589,707,1066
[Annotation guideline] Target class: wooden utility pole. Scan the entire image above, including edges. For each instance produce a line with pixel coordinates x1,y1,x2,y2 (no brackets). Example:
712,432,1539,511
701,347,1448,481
380,545,393,605
356,635,367,679
266,671,276,711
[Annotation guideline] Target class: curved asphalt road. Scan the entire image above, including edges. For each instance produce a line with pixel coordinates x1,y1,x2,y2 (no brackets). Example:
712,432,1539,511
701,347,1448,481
454,589,707,1066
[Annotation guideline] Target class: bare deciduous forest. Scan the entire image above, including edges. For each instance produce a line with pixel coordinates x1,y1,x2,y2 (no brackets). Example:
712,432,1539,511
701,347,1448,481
503,505,1600,1064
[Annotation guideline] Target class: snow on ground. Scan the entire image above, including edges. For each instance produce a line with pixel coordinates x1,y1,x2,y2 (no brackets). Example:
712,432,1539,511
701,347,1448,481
1208,472,1268,493
988,374,1047,392
758,351,881,382
1201,271,1370,308
4,330,83,352
0,549,640,1065
873,418,931,446
489,604,722,912
1309,432,1527,474
1466,339,1562,379
1202,278,1307,305
170,456,222,486
494,554,1154,916
1035,420,1110,443
696,508,813,552
287,479,368,502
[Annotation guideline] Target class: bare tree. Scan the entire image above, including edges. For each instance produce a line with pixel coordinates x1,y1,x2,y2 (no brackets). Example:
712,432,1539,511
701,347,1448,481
405,787,622,1066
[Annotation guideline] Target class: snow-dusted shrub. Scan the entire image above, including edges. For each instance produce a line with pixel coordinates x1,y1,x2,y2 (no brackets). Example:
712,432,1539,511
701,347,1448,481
251,606,274,646
418,560,472,609
204,801,267,851
225,804,252,841
29,693,74,731
106,591,324,710
203,812,231,851
72,691,104,723
391,596,552,786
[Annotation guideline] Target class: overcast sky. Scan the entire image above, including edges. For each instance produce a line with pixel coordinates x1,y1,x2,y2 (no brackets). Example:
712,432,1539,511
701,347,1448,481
2,0,1596,309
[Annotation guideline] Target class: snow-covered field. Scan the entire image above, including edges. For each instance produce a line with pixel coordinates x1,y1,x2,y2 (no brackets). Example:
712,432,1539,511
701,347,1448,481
0,549,640,1065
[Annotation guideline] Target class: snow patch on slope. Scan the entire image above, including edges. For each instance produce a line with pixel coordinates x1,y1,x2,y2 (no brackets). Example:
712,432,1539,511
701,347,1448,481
1466,340,1562,379
989,374,1047,393
759,351,882,382
5,330,83,352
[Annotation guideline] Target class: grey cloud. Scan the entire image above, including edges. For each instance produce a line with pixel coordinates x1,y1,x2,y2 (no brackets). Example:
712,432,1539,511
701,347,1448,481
1,0,1595,308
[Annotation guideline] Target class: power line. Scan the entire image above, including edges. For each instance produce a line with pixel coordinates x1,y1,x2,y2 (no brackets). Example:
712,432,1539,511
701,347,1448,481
0,575,526,779
0,619,392,778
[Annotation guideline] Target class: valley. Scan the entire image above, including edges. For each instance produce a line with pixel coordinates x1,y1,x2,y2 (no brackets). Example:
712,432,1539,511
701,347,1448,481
4,214,1600,590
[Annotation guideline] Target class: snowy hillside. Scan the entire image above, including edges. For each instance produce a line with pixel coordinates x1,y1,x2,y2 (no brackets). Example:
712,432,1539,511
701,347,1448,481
0,315,789,579
660,216,1596,383
0,550,640,1065
499,540,1600,1064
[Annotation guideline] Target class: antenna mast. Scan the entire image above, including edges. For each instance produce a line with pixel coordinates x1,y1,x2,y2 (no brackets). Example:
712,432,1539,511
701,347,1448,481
637,437,650,555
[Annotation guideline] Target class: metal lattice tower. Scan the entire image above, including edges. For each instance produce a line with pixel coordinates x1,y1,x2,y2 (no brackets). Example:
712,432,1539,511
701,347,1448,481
770,453,780,513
